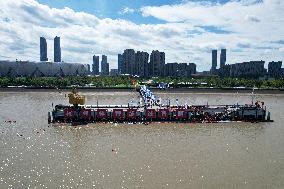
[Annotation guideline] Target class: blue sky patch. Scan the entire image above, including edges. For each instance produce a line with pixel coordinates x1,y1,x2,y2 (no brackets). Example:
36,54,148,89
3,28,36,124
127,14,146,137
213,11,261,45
37,0,184,24
36,0,241,24
198,25,233,34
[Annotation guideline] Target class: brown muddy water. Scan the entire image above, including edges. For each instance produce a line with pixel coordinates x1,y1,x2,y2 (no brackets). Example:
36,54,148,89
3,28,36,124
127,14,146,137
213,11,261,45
0,91,284,188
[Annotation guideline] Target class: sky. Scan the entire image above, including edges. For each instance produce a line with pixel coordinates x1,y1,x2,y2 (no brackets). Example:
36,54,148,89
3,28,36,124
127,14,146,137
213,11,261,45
0,0,283,71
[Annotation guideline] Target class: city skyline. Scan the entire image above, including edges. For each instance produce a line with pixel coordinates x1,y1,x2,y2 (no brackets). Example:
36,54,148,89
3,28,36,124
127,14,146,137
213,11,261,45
0,0,284,71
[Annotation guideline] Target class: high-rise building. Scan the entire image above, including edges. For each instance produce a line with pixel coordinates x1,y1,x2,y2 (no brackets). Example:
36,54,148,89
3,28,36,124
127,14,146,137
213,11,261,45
187,63,197,76
101,55,109,76
101,55,107,74
177,63,188,77
106,63,109,76
211,50,217,74
54,36,61,62
87,64,91,74
220,49,226,68
164,62,196,77
110,69,118,76
122,49,135,75
40,37,48,62
92,55,99,75
149,50,165,77
135,51,149,77
219,64,231,77
164,63,178,77
230,61,266,78
176,63,197,77
268,61,282,78
118,54,123,74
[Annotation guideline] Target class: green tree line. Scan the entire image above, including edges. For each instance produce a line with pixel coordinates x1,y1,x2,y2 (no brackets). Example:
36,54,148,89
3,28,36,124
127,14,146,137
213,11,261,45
0,76,284,89
0,76,131,88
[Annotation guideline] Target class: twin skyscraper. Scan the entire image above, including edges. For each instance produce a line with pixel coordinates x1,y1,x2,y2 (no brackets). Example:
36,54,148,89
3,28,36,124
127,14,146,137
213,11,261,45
40,36,61,62
211,49,226,74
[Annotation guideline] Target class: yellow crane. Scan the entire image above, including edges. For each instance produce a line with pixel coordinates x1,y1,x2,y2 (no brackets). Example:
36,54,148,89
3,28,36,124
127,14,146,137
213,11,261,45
68,89,85,106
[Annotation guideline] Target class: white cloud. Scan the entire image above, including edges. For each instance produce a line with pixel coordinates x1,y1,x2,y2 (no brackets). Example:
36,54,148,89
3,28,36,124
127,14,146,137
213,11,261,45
245,15,261,22
0,0,283,71
119,7,135,15
140,0,284,67
279,47,284,52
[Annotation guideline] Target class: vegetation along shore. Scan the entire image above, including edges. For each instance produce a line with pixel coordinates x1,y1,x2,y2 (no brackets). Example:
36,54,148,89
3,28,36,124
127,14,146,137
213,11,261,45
1,76,284,94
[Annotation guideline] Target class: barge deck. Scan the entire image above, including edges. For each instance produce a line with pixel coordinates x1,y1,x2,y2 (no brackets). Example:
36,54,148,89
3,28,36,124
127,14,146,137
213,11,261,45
48,86,273,124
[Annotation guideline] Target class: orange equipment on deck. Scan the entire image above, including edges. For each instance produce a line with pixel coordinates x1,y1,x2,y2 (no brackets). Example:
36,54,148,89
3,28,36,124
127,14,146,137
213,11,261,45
68,89,85,105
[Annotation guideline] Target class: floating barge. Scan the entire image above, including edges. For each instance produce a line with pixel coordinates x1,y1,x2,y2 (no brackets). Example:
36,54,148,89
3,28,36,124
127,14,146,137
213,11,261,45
48,87,272,124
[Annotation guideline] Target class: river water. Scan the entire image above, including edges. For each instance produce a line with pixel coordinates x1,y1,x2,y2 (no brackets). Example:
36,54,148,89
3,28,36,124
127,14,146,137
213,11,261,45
0,91,283,188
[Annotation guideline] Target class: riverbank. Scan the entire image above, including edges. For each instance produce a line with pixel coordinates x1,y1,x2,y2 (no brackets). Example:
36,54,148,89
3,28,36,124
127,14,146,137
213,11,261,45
1,87,284,94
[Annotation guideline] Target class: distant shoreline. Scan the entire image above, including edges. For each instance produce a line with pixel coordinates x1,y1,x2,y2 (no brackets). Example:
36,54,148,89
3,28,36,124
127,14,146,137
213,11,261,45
1,87,284,94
